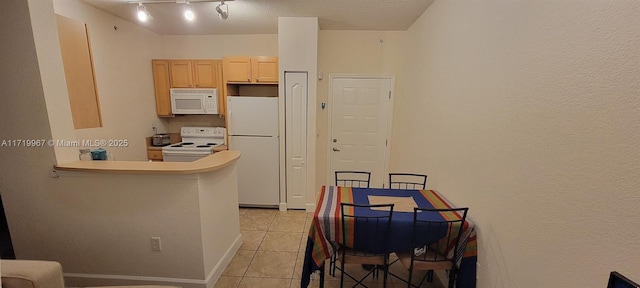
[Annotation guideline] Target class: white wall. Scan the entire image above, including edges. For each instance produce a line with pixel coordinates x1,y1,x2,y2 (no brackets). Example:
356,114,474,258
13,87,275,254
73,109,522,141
394,1,640,287
316,30,407,187
0,0,61,263
161,34,278,58
28,0,77,164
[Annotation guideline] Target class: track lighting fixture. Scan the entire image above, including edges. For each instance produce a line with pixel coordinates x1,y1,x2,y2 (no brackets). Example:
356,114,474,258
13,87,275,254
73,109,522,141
136,3,150,22
132,1,232,23
184,1,195,21
215,0,228,20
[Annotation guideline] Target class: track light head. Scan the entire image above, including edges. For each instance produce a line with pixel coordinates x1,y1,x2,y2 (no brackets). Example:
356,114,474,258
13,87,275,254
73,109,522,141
132,0,231,22
137,3,150,22
215,2,228,20
184,1,195,21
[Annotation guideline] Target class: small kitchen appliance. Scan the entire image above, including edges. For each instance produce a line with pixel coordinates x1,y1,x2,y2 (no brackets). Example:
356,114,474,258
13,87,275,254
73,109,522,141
152,133,171,146
170,88,218,115
162,127,226,162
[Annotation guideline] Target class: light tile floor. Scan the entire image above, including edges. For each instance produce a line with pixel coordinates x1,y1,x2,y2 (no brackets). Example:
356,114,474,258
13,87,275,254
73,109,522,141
214,207,445,288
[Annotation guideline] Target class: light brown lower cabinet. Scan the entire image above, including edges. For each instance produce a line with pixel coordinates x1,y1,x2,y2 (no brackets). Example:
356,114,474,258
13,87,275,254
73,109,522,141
147,150,163,161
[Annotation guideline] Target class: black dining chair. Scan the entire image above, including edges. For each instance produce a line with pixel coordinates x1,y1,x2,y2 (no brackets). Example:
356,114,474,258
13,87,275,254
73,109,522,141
330,171,372,275
388,173,427,190
335,171,371,188
333,203,394,288
390,207,469,288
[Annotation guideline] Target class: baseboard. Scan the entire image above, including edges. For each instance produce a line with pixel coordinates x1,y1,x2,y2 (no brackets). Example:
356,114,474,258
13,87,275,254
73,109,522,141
279,202,287,211
63,234,243,288
204,233,242,288
305,203,316,212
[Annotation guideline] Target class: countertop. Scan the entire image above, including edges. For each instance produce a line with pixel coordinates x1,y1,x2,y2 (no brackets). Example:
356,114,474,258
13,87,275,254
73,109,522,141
54,150,241,175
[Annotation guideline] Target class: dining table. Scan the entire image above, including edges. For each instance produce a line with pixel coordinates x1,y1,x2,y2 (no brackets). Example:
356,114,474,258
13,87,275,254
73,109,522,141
300,186,477,288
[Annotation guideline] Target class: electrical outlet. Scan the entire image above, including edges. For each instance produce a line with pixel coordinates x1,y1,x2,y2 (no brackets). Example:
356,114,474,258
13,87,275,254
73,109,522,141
151,237,162,251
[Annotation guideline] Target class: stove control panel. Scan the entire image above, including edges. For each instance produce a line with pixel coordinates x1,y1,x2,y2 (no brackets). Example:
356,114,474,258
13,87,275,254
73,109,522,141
181,127,225,136
180,127,226,144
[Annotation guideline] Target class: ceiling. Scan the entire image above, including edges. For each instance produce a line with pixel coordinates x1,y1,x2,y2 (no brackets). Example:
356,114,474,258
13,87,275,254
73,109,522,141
78,0,434,35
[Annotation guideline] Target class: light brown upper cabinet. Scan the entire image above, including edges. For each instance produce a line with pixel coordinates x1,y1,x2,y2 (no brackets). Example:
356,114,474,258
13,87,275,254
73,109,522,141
223,56,278,83
56,14,102,129
170,60,218,88
152,60,172,117
152,59,222,117
252,56,279,83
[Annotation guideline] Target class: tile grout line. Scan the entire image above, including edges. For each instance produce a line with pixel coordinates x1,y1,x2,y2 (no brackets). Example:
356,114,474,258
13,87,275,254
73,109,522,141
230,209,315,288
239,210,277,286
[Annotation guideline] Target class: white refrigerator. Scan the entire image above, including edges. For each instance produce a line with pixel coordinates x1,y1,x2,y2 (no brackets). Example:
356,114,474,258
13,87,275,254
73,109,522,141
227,96,280,207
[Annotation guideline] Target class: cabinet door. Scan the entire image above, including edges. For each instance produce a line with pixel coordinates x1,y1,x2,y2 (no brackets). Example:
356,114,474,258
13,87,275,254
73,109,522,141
252,56,279,83
56,15,102,129
152,60,173,117
194,60,217,88
223,57,252,83
215,60,226,117
147,150,163,161
170,60,194,88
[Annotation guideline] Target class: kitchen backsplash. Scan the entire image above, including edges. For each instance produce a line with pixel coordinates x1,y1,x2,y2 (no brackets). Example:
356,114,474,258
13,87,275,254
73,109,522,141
160,115,226,133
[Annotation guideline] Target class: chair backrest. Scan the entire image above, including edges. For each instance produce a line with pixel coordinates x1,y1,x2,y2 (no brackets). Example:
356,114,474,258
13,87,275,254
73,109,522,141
411,207,469,265
335,171,371,188
389,173,427,189
340,203,394,255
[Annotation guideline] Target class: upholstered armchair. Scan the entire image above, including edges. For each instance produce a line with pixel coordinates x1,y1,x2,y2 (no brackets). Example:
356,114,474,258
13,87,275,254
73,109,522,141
0,260,180,288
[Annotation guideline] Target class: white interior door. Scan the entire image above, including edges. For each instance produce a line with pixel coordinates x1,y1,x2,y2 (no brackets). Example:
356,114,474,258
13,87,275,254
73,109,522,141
329,76,393,188
285,72,308,209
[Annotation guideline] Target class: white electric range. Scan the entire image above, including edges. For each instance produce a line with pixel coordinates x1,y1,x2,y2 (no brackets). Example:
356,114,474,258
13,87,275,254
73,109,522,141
162,127,226,162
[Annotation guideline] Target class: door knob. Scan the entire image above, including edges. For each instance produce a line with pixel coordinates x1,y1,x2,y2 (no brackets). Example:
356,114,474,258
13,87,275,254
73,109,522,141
332,147,340,152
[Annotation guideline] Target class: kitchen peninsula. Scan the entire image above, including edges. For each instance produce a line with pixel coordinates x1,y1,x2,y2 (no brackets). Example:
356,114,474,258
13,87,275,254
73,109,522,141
51,151,241,288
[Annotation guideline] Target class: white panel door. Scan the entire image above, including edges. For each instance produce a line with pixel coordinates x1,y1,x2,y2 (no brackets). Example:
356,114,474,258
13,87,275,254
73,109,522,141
329,77,392,188
285,72,308,209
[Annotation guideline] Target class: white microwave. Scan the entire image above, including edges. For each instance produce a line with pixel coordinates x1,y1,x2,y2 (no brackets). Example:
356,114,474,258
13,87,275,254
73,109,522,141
170,88,218,115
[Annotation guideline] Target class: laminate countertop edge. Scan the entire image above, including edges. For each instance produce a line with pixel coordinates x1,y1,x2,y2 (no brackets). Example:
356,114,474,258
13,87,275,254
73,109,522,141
54,150,241,175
